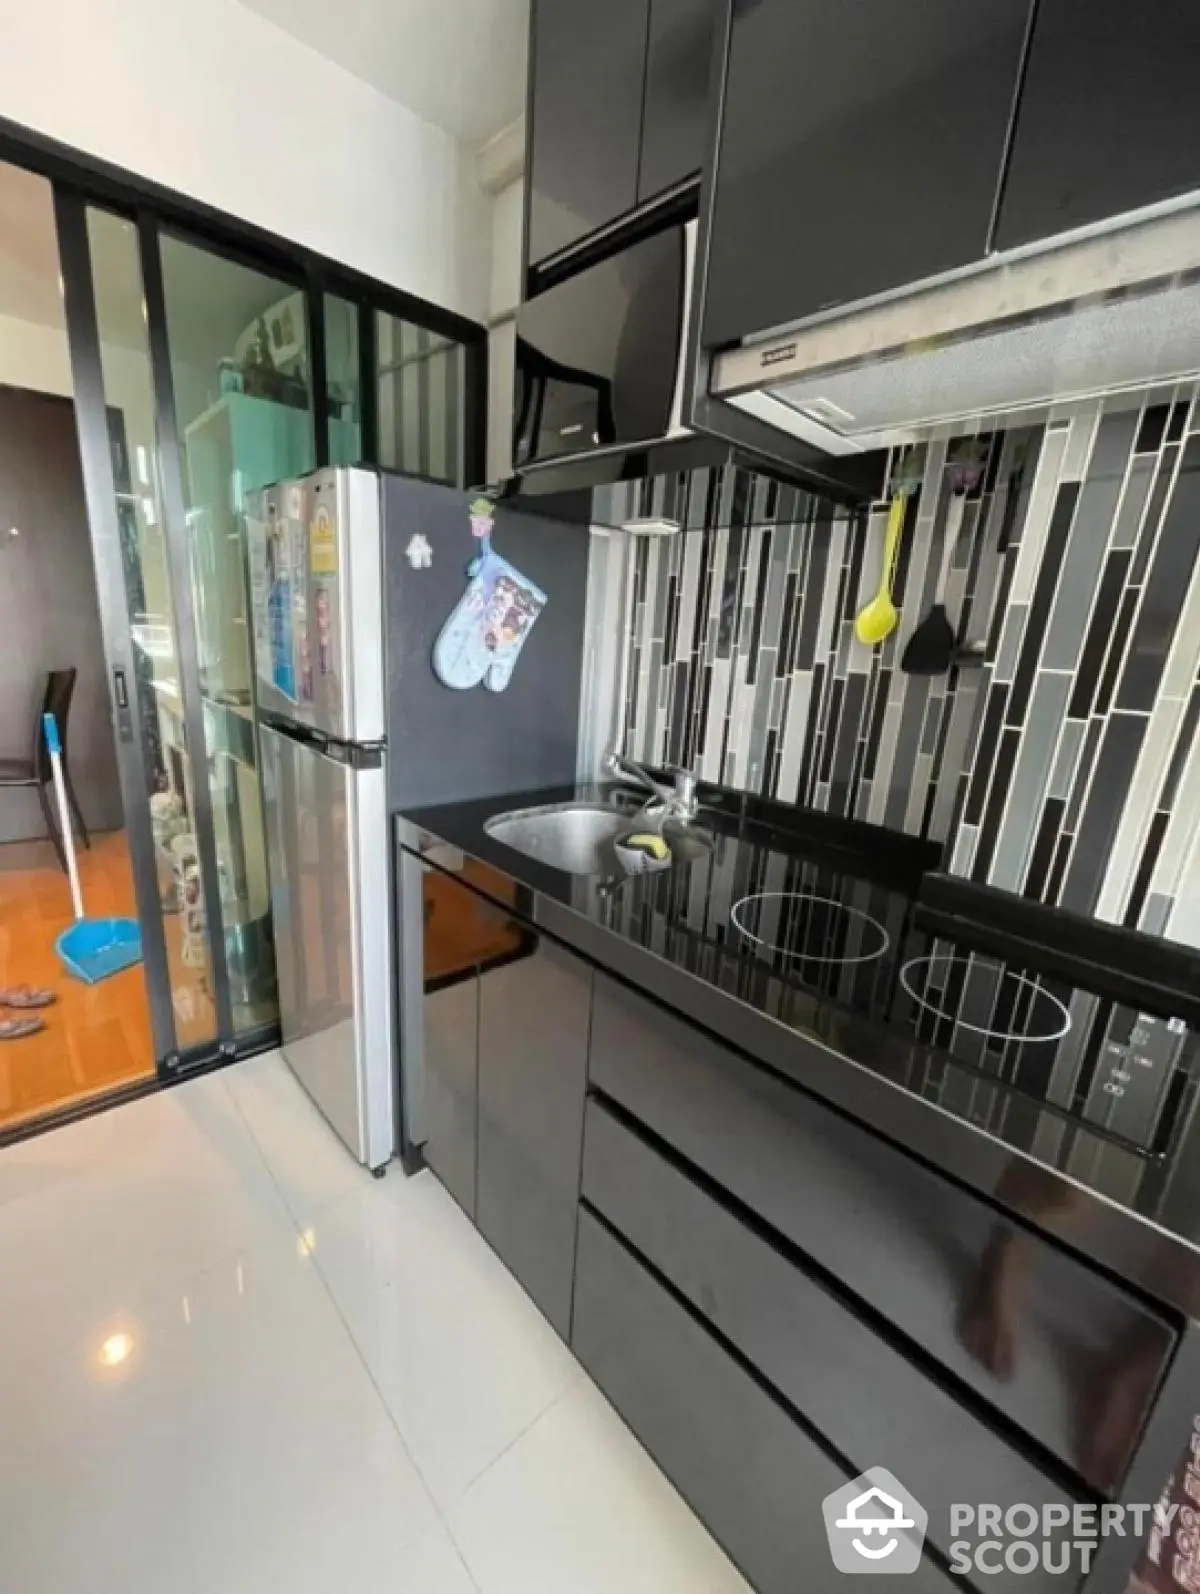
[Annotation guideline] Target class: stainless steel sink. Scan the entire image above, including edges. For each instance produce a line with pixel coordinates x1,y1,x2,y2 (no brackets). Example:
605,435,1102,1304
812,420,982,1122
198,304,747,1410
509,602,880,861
484,802,629,875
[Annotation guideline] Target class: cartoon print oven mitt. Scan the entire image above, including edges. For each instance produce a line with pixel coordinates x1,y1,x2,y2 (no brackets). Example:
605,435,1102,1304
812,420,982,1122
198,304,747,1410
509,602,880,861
432,498,548,693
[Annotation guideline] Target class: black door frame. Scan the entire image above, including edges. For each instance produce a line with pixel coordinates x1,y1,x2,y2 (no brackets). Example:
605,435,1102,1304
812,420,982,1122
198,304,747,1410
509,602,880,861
53,189,182,1069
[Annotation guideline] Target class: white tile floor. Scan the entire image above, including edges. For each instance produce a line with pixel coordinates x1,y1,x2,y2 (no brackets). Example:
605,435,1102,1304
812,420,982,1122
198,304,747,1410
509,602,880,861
0,1053,752,1594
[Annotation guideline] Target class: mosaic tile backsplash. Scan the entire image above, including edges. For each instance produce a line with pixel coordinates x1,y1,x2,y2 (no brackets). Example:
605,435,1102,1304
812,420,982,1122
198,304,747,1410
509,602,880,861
605,390,1200,949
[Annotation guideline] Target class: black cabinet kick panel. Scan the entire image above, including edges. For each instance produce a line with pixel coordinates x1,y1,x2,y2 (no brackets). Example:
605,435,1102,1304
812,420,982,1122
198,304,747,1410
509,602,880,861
398,783,1200,1318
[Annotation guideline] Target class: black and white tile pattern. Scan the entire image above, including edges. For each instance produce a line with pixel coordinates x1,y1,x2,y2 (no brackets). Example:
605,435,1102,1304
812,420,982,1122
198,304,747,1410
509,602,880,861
602,387,1200,948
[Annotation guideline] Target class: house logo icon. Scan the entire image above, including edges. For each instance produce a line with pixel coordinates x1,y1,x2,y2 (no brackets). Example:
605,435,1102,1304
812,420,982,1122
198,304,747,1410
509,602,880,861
822,1468,928,1575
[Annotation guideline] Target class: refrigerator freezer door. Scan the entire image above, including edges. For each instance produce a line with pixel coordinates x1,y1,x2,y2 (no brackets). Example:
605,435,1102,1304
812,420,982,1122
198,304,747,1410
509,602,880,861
246,479,310,725
246,468,384,741
306,467,385,743
261,722,394,1169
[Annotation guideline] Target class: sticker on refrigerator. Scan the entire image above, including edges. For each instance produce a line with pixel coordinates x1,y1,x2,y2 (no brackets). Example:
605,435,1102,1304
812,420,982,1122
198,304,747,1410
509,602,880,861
268,514,298,702
310,502,338,575
315,584,333,676
247,512,271,689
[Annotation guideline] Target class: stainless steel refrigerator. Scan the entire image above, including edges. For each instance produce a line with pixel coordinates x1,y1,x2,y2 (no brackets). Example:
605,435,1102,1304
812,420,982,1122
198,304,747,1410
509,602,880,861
247,466,393,1171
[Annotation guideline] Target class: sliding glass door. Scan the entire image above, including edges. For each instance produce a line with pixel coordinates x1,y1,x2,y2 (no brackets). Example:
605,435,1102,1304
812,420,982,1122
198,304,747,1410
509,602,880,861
157,230,316,1036
56,198,305,1069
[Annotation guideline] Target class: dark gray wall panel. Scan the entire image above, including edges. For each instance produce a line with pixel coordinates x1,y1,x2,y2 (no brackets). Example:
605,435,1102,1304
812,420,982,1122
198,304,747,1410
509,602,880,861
0,388,122,841
383,475,588,810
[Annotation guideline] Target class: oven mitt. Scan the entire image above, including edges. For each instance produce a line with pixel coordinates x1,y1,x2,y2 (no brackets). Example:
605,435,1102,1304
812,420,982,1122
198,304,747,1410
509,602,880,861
432,546,547,692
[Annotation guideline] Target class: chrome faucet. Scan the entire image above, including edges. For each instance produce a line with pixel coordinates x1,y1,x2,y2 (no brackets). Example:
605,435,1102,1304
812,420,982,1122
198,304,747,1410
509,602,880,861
604,750,700,823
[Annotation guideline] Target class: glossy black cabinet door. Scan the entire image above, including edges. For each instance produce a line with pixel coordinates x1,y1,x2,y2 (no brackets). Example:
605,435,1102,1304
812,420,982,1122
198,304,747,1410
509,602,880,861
582,1101,1076,1588
637,0,717,203
423,968,479,1217
476,915,592,1338
702,0,1031,347
995,2,1200,251
526,0,650,269
573,1212,960,1594
588,973,1174,1495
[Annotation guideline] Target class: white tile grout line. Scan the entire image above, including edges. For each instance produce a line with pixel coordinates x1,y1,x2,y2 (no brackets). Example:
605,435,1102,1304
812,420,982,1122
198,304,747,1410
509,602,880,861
217,1067,484,1589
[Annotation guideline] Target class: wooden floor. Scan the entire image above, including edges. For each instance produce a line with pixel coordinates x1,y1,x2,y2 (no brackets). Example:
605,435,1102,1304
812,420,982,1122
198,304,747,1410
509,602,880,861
0,829,214,1131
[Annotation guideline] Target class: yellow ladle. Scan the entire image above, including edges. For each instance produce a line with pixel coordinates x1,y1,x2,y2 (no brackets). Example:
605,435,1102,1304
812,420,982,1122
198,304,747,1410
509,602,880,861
854,491,907,646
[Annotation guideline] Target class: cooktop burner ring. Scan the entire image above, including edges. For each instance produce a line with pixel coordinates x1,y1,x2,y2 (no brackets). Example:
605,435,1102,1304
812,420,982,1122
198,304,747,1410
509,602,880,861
731,891,890,966
899,953,1072,1045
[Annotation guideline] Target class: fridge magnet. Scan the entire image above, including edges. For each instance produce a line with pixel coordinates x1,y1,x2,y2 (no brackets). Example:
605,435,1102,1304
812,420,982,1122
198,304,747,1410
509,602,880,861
432,497,547,692
310,501,338,575
405,533,433,570
267,519,297,702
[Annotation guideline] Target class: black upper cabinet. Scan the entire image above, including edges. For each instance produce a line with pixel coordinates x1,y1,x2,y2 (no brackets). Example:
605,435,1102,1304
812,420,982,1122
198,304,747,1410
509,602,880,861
526,0,650,270
637,0,717,203
995,1,1200,251
702,0,1032,349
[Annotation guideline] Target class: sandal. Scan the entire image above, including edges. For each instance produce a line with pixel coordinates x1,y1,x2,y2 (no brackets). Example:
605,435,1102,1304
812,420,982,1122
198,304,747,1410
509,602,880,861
0,987,56,1009
0,1016,45,1040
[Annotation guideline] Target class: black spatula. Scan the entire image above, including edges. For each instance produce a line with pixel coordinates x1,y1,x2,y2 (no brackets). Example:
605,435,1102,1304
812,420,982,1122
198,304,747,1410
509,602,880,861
900,494,962,675
901,451,983,676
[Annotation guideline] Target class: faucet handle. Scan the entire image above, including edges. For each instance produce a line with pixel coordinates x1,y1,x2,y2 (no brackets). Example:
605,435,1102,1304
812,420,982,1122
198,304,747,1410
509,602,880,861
670,768,698,801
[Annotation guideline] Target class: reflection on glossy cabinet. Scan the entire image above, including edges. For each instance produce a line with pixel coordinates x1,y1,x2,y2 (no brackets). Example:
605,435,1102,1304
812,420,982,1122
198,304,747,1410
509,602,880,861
420,862,518,1217
994,0,1200,250
477,914,592,1339
638,0,717,203
423,970,479,1217
526,0,650,269
702,0,1031,346
573,1211,960,1594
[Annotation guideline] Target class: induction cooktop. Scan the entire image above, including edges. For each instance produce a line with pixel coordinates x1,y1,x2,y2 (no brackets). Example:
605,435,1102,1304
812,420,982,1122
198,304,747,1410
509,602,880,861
613,817,1200,1167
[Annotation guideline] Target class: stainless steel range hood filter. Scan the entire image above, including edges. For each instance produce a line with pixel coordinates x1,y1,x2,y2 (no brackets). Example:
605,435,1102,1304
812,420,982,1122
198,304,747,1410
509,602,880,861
713,203,1200,453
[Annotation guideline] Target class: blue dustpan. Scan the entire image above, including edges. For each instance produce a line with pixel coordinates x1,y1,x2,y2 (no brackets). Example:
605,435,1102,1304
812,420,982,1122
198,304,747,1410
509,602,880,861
56,918,143,985
44,714,144,984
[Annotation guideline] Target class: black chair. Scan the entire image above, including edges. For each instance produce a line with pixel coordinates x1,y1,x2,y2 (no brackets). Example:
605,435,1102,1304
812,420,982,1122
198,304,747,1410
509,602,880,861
0,668,90,871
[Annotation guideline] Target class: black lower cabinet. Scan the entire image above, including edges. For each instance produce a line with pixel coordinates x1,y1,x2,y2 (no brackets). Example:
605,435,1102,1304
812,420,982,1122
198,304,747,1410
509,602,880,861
573,1209,959,1594
423,970,479,1217
588,973,1172,1496
476,920,592,1338
582,1099,1072,1594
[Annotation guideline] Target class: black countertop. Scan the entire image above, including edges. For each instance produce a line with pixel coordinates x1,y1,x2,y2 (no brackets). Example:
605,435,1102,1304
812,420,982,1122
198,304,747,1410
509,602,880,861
396,782,1200,1319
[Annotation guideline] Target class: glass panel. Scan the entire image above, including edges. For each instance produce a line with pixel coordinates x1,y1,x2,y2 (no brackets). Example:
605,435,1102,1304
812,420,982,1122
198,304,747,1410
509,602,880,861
324,294,362,465
85,207,219,1051
376,311,465,484
160,233,316,1032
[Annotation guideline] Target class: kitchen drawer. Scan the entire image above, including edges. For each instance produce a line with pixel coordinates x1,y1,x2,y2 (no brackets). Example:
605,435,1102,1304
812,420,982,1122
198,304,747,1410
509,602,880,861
588,974,1175,1494
583,1098,1074,1593
573,1209,960,1594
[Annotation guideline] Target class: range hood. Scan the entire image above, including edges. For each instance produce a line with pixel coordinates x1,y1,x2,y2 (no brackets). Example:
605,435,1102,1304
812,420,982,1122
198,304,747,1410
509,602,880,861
711,204,1200,454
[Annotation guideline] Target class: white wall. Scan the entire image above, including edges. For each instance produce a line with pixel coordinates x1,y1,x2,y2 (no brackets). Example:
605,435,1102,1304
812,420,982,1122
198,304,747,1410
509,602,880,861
0,0,491,321
485,175,524,483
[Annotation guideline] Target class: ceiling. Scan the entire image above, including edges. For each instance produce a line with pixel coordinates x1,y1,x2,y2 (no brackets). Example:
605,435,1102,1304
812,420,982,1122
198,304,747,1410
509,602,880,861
238,0,529,145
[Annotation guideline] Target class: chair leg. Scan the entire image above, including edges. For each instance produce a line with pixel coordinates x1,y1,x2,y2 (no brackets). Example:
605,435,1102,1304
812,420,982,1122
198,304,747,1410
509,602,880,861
63,762,90,849
37,780,67,872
